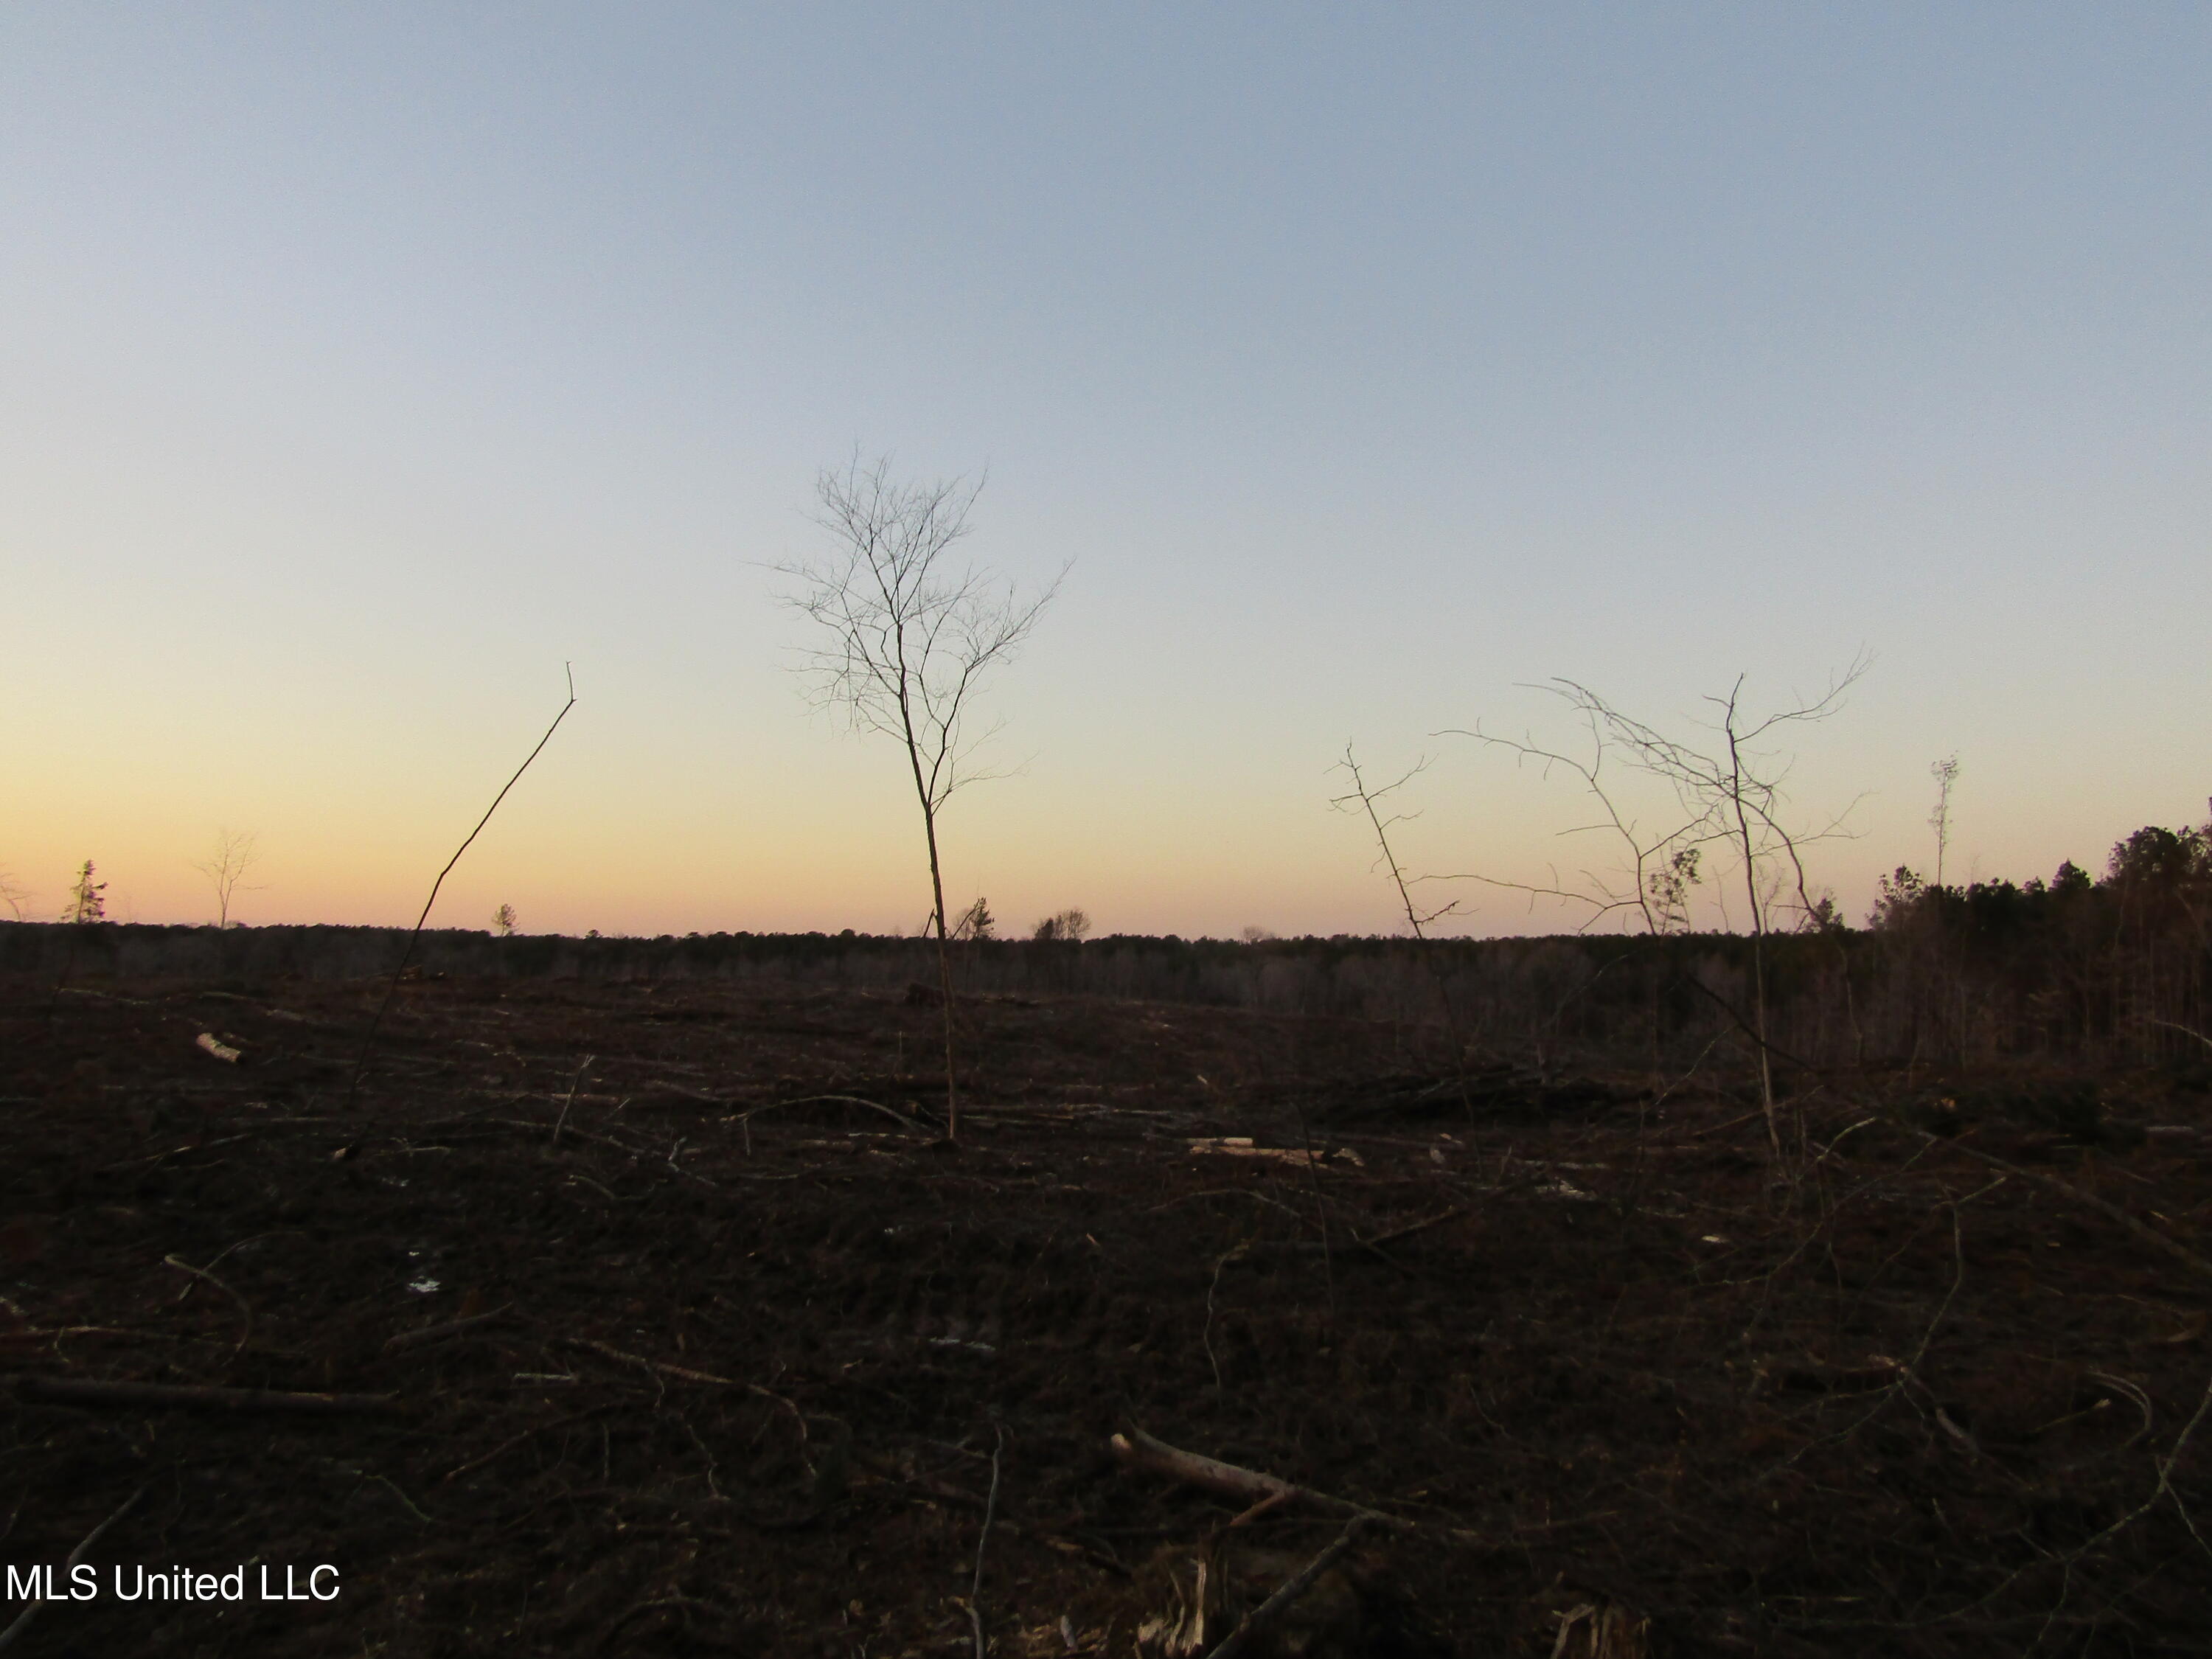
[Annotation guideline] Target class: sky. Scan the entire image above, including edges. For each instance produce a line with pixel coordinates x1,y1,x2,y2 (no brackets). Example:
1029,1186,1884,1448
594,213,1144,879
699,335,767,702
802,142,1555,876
3,5,2208,939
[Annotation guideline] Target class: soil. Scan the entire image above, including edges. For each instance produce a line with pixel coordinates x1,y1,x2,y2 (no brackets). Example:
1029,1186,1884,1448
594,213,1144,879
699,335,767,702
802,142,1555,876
3,968,2209,1657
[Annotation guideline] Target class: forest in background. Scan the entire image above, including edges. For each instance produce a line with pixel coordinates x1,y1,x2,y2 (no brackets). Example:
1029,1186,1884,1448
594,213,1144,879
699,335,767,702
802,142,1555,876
7,816,2207,1078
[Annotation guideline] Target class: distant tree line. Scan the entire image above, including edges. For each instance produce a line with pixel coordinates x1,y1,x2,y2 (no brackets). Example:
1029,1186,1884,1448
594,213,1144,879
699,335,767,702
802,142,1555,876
1846,818,2211,1067
4,816,2204,1078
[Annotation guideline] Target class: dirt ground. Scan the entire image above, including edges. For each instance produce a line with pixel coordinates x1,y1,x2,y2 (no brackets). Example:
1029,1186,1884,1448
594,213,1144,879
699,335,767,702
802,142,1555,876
4,969,2210,1657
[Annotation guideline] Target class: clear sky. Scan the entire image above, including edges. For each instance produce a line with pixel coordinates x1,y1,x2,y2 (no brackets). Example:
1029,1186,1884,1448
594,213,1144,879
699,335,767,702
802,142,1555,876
4,6,2208,939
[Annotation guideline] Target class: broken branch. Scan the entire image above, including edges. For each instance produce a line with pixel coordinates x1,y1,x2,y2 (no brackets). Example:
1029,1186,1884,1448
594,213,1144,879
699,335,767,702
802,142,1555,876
1201,1514,1382,1659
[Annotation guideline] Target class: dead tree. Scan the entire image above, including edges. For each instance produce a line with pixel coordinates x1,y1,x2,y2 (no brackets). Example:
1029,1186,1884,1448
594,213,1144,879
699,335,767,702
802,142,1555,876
1928,752,1962,890
191,827,262,928
1329,745,1466,1048
1444,658,1867,1158
779,455,1060,1141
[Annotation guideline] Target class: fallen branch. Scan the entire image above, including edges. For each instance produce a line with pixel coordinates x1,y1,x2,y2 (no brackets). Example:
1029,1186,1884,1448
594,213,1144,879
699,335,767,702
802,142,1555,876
561,1336,745,1388
0,1485,144,1653
557,1337,808,1442
969,1420,1006,1659
552,1055,595,1147
1109,1426,1400,1527
1360,1204,1478,1250
741,1095,928,1135
1915,1130,2212,1284
1201,1514,1382,1659
7,1375,395,1414
383,1304,517,1354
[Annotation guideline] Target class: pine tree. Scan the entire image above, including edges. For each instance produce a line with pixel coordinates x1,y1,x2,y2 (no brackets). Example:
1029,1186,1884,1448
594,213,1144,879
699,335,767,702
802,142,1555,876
63,860,107,924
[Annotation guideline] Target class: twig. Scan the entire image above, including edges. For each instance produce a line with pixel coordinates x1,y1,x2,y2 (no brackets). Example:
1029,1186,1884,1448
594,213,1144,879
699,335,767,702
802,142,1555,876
1934,1360,2212,1621
2146,1016,2212,1054
0,1485,144,1653
970,1419,1006,1659
162,1253,253,1357
489,1118,716,1184
437,1404,622,1484
1200,1513,1380,1659
1358,1204,1478,1250
7,1375,394,1413
557,1338,808,1439
1222,1489,1294,1532
561,1336,743,1388
345,664,577,1110
552,1054,594,1147
383,1304,517,1354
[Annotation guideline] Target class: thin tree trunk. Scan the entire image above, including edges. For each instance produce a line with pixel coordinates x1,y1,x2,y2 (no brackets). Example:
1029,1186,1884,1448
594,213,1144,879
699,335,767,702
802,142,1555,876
903,721,961,1142
922,802,960,1140
1727,725,1782,1161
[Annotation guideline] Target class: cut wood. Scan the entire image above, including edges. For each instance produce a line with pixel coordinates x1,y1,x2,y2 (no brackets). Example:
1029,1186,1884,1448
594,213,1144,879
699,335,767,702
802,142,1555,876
195,1032,243,1064
1187,1138,1364,1168
7,1374,396,1414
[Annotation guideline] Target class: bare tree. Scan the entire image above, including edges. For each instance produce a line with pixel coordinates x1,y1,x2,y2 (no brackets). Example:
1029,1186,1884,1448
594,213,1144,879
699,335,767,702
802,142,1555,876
779,456,1060,1141
1331,747,1461,942
191,828,262,928
1032,907,1092,942
1928,753,1962,890
1331,745,1467,1046
493,902,518,936
0,869,31,922
1445,658,1868,1158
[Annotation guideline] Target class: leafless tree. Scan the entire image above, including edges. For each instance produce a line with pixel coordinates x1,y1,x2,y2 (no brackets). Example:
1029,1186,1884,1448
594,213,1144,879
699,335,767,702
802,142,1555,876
1444,657,1869,1157
1331,747,1461,942
493,902,518,936
1331,745,1467,1047
191,828,262,928
0,869,31,922
1928,753,1962,890
1032,907,1091,942
779,456,1060,1140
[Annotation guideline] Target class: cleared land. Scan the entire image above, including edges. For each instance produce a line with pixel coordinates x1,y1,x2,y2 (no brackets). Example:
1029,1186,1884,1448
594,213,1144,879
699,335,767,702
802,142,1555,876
3,968,2209,1655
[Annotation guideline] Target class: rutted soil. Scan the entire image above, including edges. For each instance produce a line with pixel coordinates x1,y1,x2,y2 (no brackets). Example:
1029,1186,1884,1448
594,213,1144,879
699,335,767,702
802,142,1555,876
2,971,2209,1656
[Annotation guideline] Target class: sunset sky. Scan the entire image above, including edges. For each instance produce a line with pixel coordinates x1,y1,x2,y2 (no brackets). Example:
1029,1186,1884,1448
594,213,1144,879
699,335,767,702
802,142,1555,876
4,7,2208,939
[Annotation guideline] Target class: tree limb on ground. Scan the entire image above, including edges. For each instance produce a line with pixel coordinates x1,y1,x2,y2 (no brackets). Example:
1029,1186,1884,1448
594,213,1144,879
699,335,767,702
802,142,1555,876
1201,1514,1382,1659
7,1375,395,1413
1110,1426,1403,1528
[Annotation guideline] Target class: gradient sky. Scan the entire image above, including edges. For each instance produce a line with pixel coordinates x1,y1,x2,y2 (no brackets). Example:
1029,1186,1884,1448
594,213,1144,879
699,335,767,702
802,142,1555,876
4,6,2208,939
